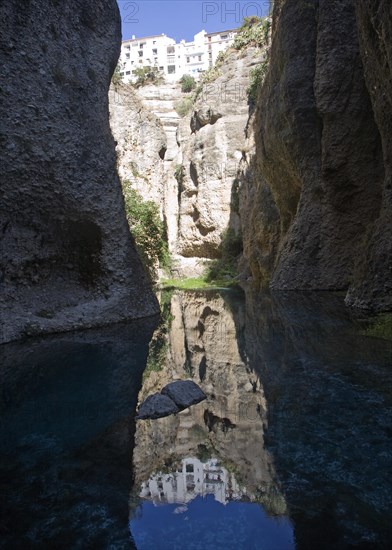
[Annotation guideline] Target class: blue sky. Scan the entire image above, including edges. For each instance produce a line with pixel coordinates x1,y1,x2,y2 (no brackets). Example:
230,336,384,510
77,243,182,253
116,1,272,42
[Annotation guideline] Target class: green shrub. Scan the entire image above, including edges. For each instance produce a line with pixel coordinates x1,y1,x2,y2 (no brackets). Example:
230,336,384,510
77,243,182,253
143,290,173,381
365,313,392,341
233,17,270,50
133,66,164,87
205,228,242,284
179,74,197,93
174,97,194,117
247,62,269,101
112,61,123,86
174,164,185,188
122,182,170,280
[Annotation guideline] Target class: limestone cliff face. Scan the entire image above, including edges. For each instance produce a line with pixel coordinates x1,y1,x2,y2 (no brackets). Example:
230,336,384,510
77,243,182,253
110,83,183,257
110,47,264,277
241,0,391,311
109,84,167,207
0,0,159,343
175,47,263,268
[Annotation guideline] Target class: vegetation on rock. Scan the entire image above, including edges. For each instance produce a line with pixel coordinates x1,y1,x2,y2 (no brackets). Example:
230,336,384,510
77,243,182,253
205,228,243,285
143,290,173,381
179,74,197,93
247,61,269,102
233,16,271,50
112,61,124,86
365,314,392,341
122,182,170,280
174,97,194,117
134,66,165,87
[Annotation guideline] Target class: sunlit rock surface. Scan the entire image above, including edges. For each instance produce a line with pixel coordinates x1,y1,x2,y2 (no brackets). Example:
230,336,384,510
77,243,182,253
109,46,266,277
109,84,167,206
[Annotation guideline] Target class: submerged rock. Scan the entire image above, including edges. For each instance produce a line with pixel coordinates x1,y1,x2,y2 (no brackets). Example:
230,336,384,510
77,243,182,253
161,380,207,409
136,380,206,420
136,393,179,420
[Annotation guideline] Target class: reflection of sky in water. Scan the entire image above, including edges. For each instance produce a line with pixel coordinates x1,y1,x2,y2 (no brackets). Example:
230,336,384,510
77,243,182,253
130,494,295,550
130,456,294,549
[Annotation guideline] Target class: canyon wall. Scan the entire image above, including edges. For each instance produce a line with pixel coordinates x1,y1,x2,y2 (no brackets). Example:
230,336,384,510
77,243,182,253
240,0,391,311
174,47,262,267
0,0,159,343
110,45,265,277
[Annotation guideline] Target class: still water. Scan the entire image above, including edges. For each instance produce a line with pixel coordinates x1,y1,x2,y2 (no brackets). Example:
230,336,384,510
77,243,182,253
1,289,391,549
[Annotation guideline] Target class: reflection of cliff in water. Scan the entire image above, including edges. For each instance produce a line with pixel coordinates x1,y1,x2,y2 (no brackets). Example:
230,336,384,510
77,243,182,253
131,288,392,549
131,289,287,517
242,290,392,549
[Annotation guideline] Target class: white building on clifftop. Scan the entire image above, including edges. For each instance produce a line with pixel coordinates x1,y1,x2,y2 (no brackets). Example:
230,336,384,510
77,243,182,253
119,28,238,83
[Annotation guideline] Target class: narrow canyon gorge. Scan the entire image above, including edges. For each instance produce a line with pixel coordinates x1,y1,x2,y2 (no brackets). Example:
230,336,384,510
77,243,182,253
1,0,391,344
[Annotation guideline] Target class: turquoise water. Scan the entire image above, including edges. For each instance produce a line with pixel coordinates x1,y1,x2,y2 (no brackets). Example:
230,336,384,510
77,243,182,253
1,290,391,549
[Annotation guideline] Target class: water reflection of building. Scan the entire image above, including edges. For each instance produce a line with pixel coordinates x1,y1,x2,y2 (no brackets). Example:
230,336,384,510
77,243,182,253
140,457,242,506
131,291,288,519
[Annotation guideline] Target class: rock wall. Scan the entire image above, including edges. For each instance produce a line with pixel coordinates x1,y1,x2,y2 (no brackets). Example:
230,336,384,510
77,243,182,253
240,0,391,311
109,84,167,207
347,0,392,310
0,0,159,343
175,47,263,271
109,46,265,278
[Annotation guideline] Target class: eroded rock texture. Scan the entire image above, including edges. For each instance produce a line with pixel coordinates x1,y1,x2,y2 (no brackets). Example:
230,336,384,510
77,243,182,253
0,0,158,343
109,84,167,206
348,0,392,310
241,0,391,311
176,47,263,263
109,46,265,277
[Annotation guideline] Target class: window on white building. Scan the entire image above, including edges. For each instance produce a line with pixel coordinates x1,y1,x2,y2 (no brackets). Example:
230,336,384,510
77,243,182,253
167,65,176,74
152,48,157,55
125,53,130,59
126,71,131,75
138,51,143,57
186,57,190,63
167,46,175,54
198,55,202,61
